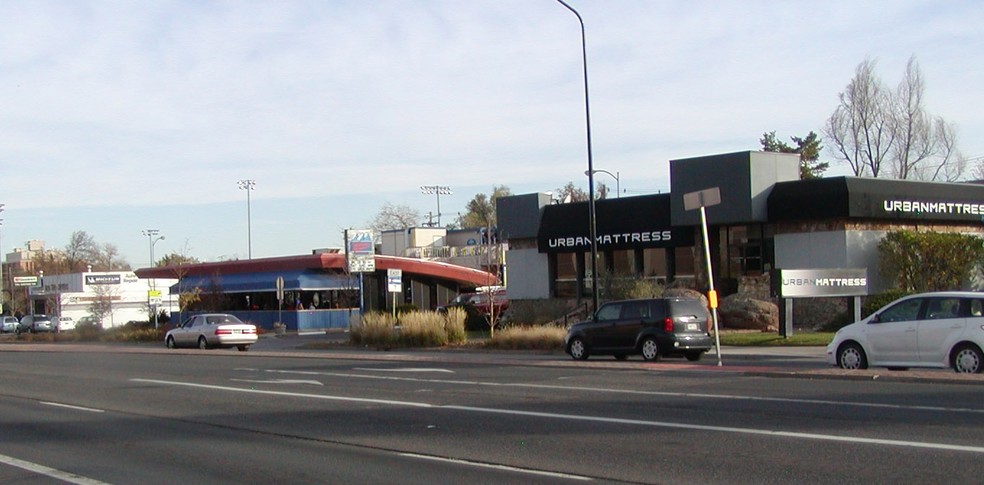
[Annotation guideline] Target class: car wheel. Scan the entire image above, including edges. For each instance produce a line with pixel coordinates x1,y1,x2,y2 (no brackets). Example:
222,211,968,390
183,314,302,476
614,354,627,361
684,351,703,362
951,344,983,374
641,337,660,362
237,344,250,352
166,336,176,349
198,336,210,350
568,337,589,360
837,342,868,370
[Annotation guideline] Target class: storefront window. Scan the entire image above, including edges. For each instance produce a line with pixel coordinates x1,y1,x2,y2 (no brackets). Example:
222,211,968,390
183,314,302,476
554,253,578,298
674,247,695,276
611,250,634,276
642,248,667,277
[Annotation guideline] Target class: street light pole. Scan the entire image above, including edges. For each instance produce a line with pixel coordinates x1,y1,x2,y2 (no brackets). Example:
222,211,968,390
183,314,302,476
585,169,620,198
142,229,164,329
237,179,256,259
557,0,599,313
0,203,5,314
420,185,453,227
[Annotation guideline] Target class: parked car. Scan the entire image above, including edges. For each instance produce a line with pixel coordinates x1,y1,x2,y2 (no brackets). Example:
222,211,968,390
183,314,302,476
165,313,257,351
53,316,75,332
565,297,713,361
827,291,984,373
1,316,18,333
17,314,53,334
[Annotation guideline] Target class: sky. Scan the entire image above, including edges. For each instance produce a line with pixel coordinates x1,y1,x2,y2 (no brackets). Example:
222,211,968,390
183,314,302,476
2,0,983,269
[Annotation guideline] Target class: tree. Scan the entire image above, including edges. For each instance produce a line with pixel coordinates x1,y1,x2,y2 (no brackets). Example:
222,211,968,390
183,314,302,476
91,243,131,271
158,252,201,267
878,230,984,292
760,131,829,179
64,231,98,273
456,185,511,229
369,202,421,234
824,57,965,181
88,284,119,328
555,181,588,203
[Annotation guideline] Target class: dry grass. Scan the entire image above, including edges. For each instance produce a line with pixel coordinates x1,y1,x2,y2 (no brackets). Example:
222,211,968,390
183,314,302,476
398,311,448,347
350,312,396,346
486,325,566,350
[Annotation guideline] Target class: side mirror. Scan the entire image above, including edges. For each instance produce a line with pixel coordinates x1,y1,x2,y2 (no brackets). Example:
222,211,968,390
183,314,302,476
868,313,881,324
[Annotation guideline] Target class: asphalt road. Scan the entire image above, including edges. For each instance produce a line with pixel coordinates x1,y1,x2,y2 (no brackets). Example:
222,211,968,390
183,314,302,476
1,339,983,484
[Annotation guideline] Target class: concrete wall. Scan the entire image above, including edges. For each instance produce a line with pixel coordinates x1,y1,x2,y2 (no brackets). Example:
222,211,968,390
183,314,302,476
505,248,550,299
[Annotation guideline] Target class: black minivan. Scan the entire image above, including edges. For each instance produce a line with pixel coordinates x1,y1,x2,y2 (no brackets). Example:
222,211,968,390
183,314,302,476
565,298,713,361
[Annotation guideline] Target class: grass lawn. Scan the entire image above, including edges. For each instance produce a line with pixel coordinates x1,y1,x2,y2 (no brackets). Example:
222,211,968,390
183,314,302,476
717,331,833,346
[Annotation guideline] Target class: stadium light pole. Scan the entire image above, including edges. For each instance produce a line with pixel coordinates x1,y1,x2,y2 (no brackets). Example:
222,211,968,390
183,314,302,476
557,0,599,312
237,179,256,259
420,185,452,227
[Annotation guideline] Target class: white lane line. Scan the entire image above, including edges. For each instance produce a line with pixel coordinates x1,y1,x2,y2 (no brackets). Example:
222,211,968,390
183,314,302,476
131,379,432,408
0,452,112,485
230,379,324,386
261,369,984,415
399,452,592,481
40,402,105,413
132,378,984,455
353,367,455,373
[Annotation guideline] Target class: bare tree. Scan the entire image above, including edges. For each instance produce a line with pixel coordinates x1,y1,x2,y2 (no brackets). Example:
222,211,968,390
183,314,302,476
825,57,965,181
64,231,99,273
555,181,589,203
369,202,421,234
93,243,131,271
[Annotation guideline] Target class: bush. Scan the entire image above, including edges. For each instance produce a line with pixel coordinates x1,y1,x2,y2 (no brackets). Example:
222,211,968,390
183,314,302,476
443,307,467,344
486,325,566,350
862,289,912,318
398,311,447,347
351,311,396,346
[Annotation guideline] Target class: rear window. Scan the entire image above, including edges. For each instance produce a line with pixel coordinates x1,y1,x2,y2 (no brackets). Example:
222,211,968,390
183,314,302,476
666,299,708,319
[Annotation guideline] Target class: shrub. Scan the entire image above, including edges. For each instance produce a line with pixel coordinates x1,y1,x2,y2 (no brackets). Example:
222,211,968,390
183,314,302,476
443,307,467,344
351,311,396,346
398,311,448,347
862,289,912,318
486,325,566,350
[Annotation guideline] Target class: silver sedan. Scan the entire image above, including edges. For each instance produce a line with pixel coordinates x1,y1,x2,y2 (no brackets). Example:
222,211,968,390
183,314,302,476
165,314,258,351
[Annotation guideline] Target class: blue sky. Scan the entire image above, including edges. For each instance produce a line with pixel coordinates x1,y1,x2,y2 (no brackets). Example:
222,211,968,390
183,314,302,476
2,0,982,268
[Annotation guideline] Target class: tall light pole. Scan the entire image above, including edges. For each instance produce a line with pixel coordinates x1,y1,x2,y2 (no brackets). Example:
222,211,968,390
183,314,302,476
142,229,164,329
237,179,256,259
585,169,620,198
557,0,599,312
420,185,452,227
0,203,5,314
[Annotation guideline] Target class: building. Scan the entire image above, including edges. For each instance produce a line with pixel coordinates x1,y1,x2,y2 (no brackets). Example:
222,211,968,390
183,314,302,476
498,151,984,306
30,271,178,328
135,251,497,332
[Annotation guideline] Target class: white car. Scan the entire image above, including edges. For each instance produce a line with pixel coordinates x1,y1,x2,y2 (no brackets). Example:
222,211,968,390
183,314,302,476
1,316,18,333
53,316,75,332
827,291,984,373
165,313,257,351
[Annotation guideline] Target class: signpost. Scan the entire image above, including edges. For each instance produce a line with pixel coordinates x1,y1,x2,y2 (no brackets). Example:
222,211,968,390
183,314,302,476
276,276,285,331
683,187,723,367
387,269,402,317
345,229,376,315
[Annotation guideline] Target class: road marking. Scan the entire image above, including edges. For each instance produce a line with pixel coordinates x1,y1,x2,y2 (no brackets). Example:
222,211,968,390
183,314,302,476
260,369,984,415
40,401,105,413
353,367,455,373
399,452,592,481
230,379,324,386
0,452,112,485
132,378,984,455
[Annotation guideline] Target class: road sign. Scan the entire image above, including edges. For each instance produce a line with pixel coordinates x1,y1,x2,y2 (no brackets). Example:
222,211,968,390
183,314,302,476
13,276,39,287
276,276,285,301
387,269,402,293
148,290,162,306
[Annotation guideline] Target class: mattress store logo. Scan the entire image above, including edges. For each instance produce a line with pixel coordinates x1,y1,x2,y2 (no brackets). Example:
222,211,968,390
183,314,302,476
883,200,984,216
548,230,672,248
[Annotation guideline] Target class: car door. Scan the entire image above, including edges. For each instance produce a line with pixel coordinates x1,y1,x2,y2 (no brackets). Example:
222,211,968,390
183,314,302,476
916,296,966,365
866,297,923,365
589,302,623,349
174,316,202,346
612,300,649,350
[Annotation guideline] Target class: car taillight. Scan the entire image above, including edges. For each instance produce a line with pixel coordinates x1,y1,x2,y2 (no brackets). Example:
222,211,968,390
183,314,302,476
664,318,674,333
214,328,232,335
243,328,256,334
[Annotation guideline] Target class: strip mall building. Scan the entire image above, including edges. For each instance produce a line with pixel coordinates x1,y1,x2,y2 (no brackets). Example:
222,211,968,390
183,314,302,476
497,151,984,303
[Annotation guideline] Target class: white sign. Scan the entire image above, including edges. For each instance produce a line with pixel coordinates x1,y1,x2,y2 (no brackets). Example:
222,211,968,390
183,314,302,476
387,269,402,293
346,229,376,273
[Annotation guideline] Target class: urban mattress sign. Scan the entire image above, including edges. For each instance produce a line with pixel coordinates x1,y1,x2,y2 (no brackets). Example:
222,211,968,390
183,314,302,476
882,199,984,217
774,268,868,298
546,230,673,249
